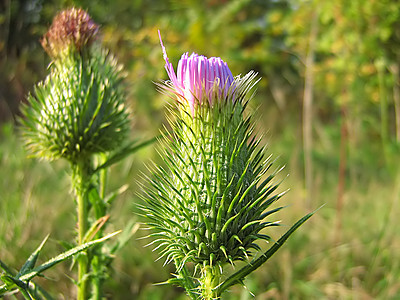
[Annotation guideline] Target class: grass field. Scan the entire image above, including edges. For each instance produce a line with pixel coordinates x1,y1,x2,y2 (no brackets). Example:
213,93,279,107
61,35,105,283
1,107,400,299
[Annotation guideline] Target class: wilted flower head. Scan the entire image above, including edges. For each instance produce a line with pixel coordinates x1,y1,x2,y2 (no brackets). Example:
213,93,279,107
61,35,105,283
41,7,99,58
159,31,235,114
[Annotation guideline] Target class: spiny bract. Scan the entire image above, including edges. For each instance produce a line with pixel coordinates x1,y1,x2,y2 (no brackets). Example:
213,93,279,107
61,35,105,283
21,49,130,163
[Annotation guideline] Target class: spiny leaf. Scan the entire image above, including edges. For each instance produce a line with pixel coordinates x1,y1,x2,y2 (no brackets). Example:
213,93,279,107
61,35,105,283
0,260,15,277
104,184,129,205
109,221,140,255
0,231,120,294
18,234,49,278
216,211,314,296
93,136,157,173
1,275,31,299
83,215,110,243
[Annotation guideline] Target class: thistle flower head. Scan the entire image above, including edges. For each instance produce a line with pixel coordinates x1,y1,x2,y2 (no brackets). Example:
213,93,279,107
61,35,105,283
159,31,235,115
41,8,99,58
142,36,282,281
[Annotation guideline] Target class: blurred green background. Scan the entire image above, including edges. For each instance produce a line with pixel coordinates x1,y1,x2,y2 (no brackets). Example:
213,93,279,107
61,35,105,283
1,0,400,299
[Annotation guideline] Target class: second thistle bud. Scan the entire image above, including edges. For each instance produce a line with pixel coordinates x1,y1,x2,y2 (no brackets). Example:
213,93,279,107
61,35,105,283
21,8,130,163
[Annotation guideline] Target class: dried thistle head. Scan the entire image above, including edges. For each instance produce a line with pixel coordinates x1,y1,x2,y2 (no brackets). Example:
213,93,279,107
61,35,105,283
41,8,99,58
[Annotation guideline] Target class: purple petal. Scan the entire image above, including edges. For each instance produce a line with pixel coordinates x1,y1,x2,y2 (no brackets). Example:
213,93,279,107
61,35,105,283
159,31,236,114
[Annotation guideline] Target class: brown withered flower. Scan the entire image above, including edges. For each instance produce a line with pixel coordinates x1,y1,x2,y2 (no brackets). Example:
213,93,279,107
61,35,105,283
41,8,99,58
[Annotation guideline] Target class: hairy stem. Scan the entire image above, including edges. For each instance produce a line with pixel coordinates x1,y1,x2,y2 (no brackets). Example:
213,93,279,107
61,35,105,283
72,158,92,300
91,154,108,299
201,265,221,300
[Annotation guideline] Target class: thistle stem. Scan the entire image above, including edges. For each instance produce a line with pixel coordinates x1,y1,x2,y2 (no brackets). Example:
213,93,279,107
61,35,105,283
91,256,101,300
90,154,108,299
98,153,108,199
72,158,92,300
201,265,220,300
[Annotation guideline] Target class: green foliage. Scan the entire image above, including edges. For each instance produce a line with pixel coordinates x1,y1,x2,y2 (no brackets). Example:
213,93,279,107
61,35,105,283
216,210,314,296
93,137,158,173
0,232,120,298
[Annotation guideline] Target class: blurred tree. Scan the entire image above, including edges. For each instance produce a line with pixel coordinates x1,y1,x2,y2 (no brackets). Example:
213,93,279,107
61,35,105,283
0,0,52,123
281,0,400,245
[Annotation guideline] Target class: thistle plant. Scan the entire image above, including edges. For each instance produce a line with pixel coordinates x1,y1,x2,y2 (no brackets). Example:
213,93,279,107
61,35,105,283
18,8,148,299
140,33,313,299
23,8,129,162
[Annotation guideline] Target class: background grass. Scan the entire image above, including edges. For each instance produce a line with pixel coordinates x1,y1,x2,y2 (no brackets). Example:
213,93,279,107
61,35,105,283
2,115,400,299
1,0,400,299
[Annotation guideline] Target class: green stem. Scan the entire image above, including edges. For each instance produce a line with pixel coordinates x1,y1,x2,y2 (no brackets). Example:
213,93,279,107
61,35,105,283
201,265,221,300
91,153,108,299
98,153,108,199
72,158,92,300
91,256,101,300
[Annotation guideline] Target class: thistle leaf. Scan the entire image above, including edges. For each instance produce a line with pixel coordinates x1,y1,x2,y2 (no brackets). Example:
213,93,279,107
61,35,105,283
18,234,49,278
0,231,120,294
216,211,314,296
0,260,15,277
93,137,157,173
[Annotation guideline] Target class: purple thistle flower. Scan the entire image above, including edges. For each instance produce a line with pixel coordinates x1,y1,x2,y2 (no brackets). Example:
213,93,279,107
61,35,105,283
159,31,235,115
